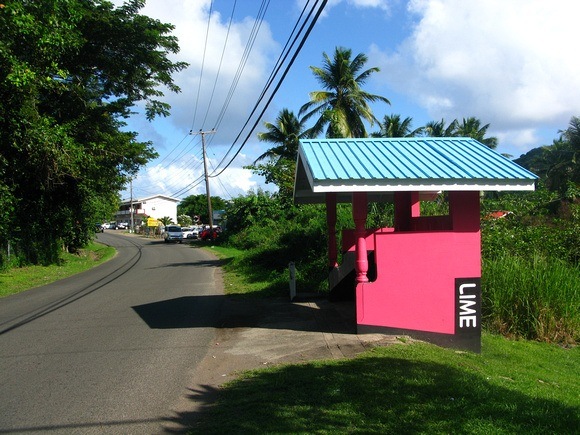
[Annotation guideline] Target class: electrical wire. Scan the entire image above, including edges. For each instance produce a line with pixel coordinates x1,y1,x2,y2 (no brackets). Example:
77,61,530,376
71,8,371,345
190,0,214,132
209,0,318,170
165,0,327,198
200,0,237,130
211,0,270,132
209,0,327,178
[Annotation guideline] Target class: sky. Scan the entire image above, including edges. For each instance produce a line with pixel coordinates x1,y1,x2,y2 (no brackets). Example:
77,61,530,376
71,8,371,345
116,0,580,202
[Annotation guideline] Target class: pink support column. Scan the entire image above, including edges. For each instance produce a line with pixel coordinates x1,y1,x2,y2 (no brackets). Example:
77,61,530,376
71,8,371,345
352,192,368,283
411,192,420,217
326,193,338,269
394,191,420,231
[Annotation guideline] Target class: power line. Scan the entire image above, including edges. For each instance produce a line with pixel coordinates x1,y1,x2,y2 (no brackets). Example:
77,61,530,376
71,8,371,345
190,0,214,132
209,0,328,178
200,0,238,130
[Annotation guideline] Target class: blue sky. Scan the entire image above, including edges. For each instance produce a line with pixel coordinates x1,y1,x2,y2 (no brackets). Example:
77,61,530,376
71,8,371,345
118,0,580,201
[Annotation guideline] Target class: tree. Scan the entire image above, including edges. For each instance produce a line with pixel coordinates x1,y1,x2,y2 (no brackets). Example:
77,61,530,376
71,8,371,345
254,109,310,163
372,114,423,138
423,118,458,137
177,214,193,227
0,0,187,265
177,194,227,225
454,117,498,149
516,116,580,197
299,47,390,138
247,109,311,202
159,216,174,226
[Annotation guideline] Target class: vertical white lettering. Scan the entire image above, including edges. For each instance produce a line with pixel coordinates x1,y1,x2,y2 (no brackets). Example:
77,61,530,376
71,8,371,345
459,299,477,316
459,283,476,295
459,316,477,327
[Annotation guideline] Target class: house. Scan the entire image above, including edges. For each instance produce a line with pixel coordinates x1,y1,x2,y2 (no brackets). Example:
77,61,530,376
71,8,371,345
115,194,180,228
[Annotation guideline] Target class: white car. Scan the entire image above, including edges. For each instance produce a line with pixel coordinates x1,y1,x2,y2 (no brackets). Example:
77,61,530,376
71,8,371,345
163,225,183,243
182,227,195,239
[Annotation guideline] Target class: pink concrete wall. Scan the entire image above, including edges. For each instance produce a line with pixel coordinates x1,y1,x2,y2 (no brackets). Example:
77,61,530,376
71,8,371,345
356,230,481,334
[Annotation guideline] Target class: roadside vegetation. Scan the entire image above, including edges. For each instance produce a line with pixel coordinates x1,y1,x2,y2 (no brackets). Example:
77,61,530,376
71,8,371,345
0,242,115,298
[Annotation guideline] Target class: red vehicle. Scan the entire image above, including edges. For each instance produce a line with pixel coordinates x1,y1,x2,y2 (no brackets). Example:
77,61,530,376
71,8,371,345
199,226,221,240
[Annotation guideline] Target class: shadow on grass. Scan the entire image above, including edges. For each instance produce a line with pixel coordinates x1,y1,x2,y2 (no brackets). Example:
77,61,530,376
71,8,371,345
186,352,579,434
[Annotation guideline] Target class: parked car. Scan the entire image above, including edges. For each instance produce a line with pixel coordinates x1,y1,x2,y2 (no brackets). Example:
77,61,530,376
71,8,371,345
117,222,128,230
182,227,195,239
163,225,183,243
95,223,104,233
199,226,221,241
109,222,117,230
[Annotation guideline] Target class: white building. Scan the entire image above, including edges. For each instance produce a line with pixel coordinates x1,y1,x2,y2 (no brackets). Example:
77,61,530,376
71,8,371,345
115,194,180,228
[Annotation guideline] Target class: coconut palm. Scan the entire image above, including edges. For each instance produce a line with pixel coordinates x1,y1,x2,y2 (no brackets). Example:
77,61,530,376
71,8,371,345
299,47,390,138
454,117,498,149
423,118,458,137
372,114,423,138
254,109,310,164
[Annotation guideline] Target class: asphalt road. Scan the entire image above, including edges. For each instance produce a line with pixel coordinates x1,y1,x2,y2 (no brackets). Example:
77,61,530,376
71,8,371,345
0,232,225,434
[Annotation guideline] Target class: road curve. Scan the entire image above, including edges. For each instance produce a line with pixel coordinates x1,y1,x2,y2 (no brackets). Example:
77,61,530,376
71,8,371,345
0,232,225,434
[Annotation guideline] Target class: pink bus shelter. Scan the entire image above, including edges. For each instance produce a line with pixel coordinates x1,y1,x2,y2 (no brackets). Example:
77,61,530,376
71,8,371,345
293,138,537,352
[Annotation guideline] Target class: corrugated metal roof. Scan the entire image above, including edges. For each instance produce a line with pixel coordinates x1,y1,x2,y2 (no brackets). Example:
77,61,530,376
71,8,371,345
294,137,537,204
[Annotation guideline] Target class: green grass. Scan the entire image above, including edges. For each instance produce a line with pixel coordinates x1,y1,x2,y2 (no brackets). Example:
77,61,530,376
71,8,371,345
483,255,580,345
0,242,115,298
205,245,289,297
193,334,579,434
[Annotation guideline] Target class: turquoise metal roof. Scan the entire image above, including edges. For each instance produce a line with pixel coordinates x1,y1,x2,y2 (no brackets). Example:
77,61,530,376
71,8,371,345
294,137,537,204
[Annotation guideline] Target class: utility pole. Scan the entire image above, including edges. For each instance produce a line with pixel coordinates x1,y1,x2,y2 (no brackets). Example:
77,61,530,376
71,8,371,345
130,178,134,233
191,129,216,230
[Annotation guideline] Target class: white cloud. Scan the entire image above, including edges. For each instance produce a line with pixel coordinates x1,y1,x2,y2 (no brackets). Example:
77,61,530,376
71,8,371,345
375,0,580,151
113,0,281,199
137,0,279,137
129,152,261,201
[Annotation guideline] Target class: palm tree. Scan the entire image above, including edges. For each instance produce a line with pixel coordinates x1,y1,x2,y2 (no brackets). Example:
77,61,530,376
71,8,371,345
423,118,458,137
372,114,423,138
254,108,310,164
454,117,498,149
299,47,390,138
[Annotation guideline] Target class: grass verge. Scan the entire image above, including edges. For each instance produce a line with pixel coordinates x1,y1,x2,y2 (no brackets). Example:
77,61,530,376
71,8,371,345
0,241,115,298
193,334,579,434
205,245,289,297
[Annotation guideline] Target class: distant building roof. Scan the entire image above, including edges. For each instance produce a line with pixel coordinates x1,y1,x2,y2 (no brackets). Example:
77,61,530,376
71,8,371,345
294,137,537,204
120,194,181,206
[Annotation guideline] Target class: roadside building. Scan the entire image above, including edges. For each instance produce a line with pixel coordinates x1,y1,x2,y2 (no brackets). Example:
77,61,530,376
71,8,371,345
115,195,180,229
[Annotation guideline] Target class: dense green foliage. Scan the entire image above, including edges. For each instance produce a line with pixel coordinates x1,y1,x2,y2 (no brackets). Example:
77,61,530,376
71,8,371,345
177,194,227,225
0,0,186,268
516,116,580,196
